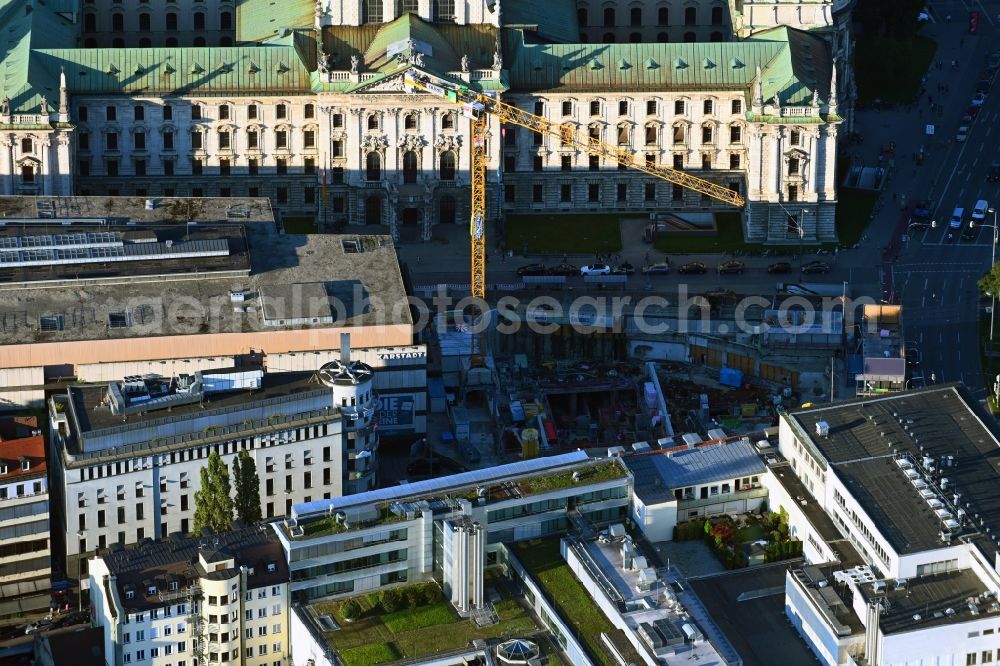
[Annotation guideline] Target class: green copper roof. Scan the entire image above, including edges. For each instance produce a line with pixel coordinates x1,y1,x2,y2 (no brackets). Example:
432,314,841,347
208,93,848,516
502,0,579,44
236,0,315,43
0,0,78,113
34,46,312,96
504,25,832,104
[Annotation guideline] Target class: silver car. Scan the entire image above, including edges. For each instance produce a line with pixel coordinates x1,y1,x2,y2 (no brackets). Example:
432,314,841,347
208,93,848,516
956,125,970,142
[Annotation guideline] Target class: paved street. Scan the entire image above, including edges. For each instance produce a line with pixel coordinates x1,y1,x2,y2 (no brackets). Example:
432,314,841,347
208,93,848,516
392,9,1000,398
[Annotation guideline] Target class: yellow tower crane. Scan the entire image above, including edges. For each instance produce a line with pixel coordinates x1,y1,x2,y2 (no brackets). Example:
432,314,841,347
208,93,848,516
403,69,746,353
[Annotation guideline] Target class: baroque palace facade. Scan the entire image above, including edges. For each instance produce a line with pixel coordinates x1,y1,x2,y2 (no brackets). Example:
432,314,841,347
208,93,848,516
0,0,854,242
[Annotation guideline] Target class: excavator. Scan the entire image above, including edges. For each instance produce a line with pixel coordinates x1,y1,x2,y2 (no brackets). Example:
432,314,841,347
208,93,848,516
403,69,746,354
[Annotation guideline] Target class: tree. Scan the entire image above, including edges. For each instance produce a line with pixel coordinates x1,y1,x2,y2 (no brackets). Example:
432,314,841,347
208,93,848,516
193,451,234,534
980,263,1000,299
232,449,262,525
341,599,362,621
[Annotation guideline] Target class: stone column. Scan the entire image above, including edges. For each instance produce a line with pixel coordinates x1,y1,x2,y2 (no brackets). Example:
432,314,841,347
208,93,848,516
0,134,14,195
55,132,73,195
382,0,395,23
808,132,819,196
771,128,782,200
384,107,400,177
348,107,363,186
39,137,51,196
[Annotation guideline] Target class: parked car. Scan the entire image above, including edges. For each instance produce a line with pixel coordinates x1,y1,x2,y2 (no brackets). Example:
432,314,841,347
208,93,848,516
956,125,971,143
989,161,1000,183
963,222,978,240
642,262,671,275
677,261,708,275
516,263,548,277
704,289,739,305
949,207,965,229
612,261,635,275
579,263,612,276
801,261,832,274
973,199,990,221
717,259,746,274
547,263,579,276
906,349,922,368
972,92,987,107
767,261,793,274
967,105,981,119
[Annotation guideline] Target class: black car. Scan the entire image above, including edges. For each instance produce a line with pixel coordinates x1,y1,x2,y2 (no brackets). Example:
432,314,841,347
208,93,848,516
963,222,978,240
678,261,708,274
767,261,793,274
717,259,746,274
612,261,636,275
989,161,1000,183
905,349,921,368
547,263,579,276
516,263,548,277
801,261,832,274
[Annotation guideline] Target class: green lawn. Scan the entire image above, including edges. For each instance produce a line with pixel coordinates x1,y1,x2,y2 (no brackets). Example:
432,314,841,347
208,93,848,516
734,524,766,544
316,583,539,665
512,539,642,666
854,34,937,106
506,214,622,255
652,212,757,254
283,216,319,234
835,190,879,246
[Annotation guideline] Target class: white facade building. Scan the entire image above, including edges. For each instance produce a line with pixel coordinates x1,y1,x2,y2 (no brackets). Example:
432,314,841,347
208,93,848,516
50,357,378,589
766,385,1000,665
89,527,291,666
0,0,851,243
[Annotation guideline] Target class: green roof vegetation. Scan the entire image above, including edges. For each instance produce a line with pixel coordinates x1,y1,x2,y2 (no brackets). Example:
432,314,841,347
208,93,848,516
512,538,643,666
296,503,410,539
316,577,539,666
515,460,628,496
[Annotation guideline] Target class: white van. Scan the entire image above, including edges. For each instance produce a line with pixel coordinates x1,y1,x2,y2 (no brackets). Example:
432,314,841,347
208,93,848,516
973,199,989,221
950,207,965,229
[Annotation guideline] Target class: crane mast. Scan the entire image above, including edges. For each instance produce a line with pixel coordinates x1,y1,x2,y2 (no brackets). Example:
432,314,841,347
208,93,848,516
402,69,746,353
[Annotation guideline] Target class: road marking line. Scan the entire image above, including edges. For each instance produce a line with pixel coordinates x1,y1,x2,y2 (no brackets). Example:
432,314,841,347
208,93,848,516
958,350,962,361
924,278,929,291
922,296,927,307
981,143,986,153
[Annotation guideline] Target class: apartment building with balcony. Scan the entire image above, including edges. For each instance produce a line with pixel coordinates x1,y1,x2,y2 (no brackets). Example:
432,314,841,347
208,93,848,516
0,415,51,620
89,527,290,666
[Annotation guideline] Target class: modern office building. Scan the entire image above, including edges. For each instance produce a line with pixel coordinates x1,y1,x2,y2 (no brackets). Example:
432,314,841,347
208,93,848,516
0,0,853,242
0,203,427,435
771,385,1000,665
274,451,631,604
89,527,290,666
626,437,767,542
0,415,51,620
49,349,379,587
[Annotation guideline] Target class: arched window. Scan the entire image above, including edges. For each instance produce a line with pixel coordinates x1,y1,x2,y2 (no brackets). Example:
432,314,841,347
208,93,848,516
112,13,124,31
433,0,455,20
684,7,696,25
139,37,151,47
441,112,455,129
439,195,456,224
399,0,418,13
439,151,456,180
403,151,418,183
193,36,206,46
404,113,418,130
578,8,587,25
629,32,641,42
657,7,668,25
672,123,686,144
602,32,615,43
83,13,96,32
139,13,150,31
193,12,205,30
657,32,668,42
220,11,232,29
630,7,641,25
367,114,379,130
166,13,177,30
366,152,382,181
603,8,615,26
711,6,723,25
219,36,233,46
710,31,723,42
166,37,178,46
683,31,696,42
362,0,383,23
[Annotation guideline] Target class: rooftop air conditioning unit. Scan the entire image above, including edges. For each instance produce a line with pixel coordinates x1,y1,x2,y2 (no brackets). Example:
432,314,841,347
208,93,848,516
816,421,830,437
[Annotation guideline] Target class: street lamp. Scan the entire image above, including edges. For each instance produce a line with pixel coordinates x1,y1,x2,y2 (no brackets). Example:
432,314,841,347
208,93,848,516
906,219,937,240
971,207,998,341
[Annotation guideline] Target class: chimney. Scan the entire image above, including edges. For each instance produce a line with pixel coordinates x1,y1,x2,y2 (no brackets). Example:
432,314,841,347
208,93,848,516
340,332,351,364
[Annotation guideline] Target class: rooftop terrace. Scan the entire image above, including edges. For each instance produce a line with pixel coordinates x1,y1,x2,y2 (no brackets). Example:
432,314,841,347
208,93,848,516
283,453,630,539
